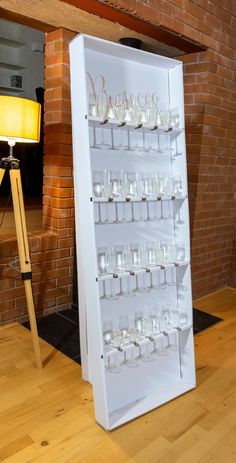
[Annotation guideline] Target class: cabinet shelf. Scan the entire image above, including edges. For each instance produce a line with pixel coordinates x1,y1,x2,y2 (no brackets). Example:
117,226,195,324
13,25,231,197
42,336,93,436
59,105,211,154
0,36,25,48
0,61,25,71
93,195,187,203
88,116,184,134
0,86,25,93
98,261,189,281
104,324,192,359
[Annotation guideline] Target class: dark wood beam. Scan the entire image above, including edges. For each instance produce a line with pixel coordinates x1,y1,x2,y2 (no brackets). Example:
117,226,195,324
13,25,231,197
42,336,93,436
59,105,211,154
0,7,56,32
60,0,206,53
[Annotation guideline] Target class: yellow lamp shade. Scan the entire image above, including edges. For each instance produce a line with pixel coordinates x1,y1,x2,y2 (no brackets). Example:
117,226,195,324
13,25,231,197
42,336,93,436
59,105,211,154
0,96,41,143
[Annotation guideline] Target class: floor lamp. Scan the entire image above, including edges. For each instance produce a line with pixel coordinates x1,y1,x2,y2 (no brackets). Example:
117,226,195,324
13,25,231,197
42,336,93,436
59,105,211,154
0,95,42,369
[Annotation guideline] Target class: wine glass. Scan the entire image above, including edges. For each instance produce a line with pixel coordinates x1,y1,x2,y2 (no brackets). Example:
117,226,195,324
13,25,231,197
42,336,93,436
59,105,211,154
176,242,186,262
109,330,123,373
97,246,108,276
127,328,139,368
105,247,119,300
171,107,180,128
174,176,183,197
93,171,104,198
114,94,125,149
97,92,110,148
141,316,155,362
159,104,171,128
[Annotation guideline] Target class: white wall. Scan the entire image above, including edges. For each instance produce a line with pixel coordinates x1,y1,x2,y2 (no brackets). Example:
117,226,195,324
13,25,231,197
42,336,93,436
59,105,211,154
0,19,44,100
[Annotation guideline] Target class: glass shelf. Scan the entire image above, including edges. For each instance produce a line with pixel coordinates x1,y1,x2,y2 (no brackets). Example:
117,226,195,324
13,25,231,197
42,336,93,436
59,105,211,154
104,324,192,359
88,115,184,134
97,261,190,282
93,195,187,203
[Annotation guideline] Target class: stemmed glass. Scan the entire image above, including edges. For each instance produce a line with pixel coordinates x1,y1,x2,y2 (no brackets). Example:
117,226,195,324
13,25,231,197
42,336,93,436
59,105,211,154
88,93,100,149
105,247,119,300
114,94,125,149
129,95,142,151
103,320,113,372
166,309,180,352
171,107,180,128
141,316,155,362
173,176,183,198
176,242,186,263
134,312,153,362
109,330,123,373
131,243,150,293
127,328,140,367
96,92,110,148
160,176,174,219
173,137,182,157
159,104,171,128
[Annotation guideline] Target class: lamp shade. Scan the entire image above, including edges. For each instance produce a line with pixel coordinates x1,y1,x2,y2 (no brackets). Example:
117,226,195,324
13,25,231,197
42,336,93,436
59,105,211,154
0,96,41,143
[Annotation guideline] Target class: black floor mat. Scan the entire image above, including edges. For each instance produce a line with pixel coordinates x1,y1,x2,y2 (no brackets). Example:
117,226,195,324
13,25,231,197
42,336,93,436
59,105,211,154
22,309,81,364
22,307,223,364
193,308,223,335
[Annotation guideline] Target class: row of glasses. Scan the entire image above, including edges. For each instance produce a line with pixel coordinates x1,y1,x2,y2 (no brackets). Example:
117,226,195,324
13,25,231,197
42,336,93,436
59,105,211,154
103,307,189,373
93,171,183,200
94,199,185,224
93,170,184,225
97,240,187,299
89,92,181,153
90,126,181,154
89,91,180,129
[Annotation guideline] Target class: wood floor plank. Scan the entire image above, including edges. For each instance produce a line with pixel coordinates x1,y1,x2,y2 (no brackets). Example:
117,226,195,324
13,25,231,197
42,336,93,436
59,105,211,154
0,287,235,462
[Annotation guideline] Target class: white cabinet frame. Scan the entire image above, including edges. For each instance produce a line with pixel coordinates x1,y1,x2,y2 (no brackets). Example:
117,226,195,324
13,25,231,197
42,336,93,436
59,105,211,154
69,34,196,430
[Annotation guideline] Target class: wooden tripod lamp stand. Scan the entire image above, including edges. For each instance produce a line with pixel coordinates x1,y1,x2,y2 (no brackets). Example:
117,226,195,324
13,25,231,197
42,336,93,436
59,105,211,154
0,95,42,369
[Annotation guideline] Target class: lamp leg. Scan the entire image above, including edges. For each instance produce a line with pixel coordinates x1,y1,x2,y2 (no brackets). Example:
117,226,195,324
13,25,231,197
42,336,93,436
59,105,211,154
9,165,42,369
0,166,6,186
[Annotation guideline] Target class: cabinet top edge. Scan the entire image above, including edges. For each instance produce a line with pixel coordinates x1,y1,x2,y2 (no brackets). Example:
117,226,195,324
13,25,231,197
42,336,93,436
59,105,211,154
69,33,183,70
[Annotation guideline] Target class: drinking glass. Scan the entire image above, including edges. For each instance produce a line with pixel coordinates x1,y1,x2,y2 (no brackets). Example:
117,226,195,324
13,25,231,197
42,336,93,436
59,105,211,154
165,243,177,286
103,320,113,346
114,94,125,149
160,176,174,198
127,328,139,368
171,107,180,128
110,171,123,199
88,93,98,117
129,94,141,126
105,247,119,300
131,243,150,293
174,176,183,197
122,245,136,297
97,246,108,275
168,310,180,351
97,92,110,148
148,307,160,355
160,104,171,128
109,330,123,373
93,171,104,198
103,320,114,372
179,308,188,327
141,316,154,362
176,242,186,262
140,172,154,199
97,92,108,120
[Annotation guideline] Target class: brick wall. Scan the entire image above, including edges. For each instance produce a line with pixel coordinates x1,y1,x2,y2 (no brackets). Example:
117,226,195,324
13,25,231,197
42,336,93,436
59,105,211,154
230,234,236,288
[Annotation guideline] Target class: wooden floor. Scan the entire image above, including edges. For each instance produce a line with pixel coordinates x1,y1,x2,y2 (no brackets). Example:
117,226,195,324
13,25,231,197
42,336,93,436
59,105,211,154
0,287,236,462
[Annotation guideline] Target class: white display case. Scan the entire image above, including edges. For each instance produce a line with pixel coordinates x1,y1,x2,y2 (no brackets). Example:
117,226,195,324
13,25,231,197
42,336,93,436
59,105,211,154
69,34,196,430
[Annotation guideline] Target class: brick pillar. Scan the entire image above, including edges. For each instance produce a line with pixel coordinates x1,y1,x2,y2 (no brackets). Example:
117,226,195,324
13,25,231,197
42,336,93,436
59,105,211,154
43,28,76,309
180,50,236,297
